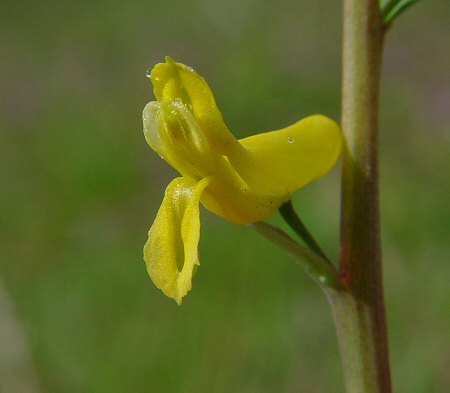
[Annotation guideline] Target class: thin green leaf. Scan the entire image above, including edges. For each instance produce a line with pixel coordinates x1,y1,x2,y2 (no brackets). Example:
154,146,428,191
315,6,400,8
380,0,420,25
279,201,331,264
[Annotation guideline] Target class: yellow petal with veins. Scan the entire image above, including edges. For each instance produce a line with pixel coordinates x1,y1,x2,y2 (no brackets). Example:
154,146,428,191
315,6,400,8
144,177,209,305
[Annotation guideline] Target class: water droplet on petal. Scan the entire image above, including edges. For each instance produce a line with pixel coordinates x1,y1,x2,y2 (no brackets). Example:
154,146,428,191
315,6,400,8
145,69,152,78
288,136,295,144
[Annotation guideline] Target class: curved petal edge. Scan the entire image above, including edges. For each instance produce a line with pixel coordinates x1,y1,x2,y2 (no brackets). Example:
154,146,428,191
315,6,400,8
144,177,209,305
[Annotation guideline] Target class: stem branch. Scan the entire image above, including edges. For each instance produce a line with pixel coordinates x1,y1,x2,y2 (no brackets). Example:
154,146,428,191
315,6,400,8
251,222,342,291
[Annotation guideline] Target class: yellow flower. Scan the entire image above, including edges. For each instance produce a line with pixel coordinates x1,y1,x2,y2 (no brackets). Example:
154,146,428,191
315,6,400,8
143,57,341,304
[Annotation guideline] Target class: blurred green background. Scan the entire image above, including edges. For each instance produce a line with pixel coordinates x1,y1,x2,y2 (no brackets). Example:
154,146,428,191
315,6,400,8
1,1,449,392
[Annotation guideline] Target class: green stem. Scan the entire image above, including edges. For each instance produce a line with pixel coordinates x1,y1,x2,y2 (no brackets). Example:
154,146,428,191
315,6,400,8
251,222,342,291
279,201,331,263
333,0,392,392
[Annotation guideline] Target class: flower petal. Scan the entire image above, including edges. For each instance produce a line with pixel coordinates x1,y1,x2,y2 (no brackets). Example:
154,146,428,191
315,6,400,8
143,100,215,180
229,115,342,196
149,57,243,156
200,171,286,225
144,177,209,305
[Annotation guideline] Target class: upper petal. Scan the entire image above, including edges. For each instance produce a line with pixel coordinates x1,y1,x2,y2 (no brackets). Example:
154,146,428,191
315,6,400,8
144,176,209,305
149,57,243,156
